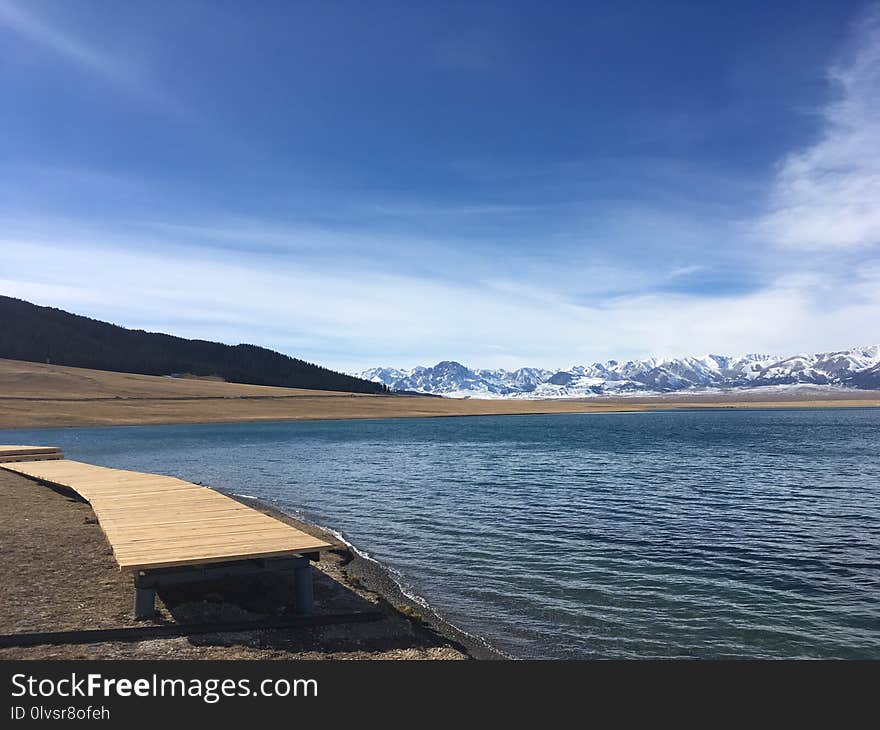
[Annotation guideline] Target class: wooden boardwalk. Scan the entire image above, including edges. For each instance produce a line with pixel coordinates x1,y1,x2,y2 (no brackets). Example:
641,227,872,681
1,447,331,617
1,457,330,571
0,445,63,463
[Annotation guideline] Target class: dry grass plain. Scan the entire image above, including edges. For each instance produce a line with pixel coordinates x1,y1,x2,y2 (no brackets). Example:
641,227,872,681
1,358,879,429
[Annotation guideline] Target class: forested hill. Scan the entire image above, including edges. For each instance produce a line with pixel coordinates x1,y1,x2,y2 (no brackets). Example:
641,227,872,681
0,296,386,394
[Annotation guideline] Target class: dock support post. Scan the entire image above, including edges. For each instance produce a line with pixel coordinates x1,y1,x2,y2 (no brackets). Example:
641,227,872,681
134,575,156,619
293,563,314,615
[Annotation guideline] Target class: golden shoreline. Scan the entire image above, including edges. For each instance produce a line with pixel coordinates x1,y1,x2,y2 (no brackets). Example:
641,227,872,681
2,358,879,429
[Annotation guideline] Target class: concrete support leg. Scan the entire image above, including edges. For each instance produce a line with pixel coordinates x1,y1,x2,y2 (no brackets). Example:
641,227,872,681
293,563,314,615
134,581,156,619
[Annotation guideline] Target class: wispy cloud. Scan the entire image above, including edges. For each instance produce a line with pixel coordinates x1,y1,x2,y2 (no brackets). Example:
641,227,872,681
0,0,190,118
3,226,878,372
757,6,880,250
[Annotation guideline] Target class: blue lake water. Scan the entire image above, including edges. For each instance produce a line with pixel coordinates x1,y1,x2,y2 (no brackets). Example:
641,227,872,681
2,408,879,658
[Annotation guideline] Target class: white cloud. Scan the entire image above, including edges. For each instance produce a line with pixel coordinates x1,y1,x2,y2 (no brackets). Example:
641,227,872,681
757,8,880,250
0,0,189,118
2,231,878,372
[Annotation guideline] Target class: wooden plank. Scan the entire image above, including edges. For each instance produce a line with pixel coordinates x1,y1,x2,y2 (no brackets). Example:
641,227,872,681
0,445,62,457
100,512,284,531
96,500,250,515
0,446,63,463
112,532,313,555
110,518,297,537
101,512,286,533
0,453,63,463
118,546,322,572
97,510,244,525
90,489,219,503
96,507,256,527
113,534,318,549
81,484,206,498
100,512,283,532
91,489,222,511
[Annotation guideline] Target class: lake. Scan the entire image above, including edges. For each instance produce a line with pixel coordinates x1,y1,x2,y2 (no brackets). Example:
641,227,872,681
2,408,878,658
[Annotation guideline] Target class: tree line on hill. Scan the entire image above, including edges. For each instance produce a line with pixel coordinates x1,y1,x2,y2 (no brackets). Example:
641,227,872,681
0,296,388,394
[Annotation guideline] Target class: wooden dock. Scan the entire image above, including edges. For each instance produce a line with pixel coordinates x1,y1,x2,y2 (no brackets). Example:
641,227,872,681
0,445,64,463
0,447,330,617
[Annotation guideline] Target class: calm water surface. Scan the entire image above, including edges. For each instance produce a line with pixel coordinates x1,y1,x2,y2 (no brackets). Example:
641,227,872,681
3,409,878,658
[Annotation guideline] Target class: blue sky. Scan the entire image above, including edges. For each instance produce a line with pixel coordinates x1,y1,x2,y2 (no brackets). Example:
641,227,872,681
1,0,879,372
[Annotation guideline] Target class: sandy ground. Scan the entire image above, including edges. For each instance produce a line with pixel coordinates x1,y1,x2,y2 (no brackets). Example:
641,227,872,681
2,358,879,428
0,469,478,660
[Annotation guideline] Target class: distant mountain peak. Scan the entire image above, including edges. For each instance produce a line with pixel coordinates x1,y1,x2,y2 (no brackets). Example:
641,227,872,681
360,345,880,399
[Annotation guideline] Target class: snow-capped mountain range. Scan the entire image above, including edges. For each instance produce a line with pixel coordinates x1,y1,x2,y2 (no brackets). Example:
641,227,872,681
360,345,880,399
